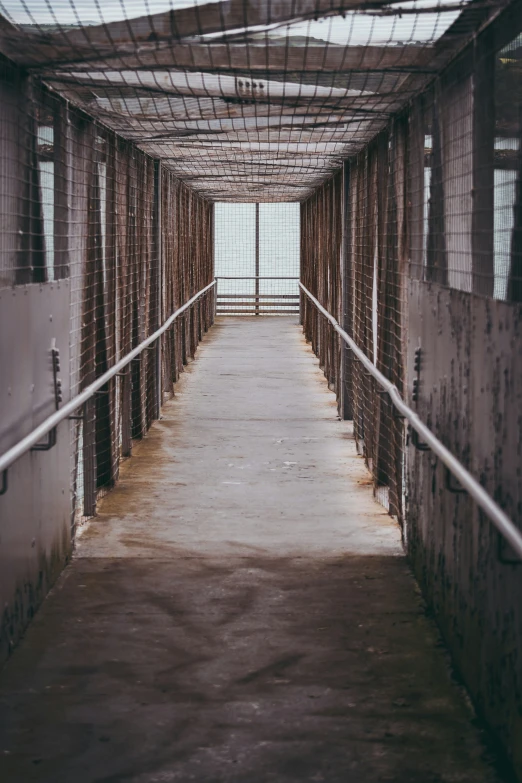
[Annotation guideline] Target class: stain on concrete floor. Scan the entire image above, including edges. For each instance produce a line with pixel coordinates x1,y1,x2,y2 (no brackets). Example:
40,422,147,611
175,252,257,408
0,318,508,782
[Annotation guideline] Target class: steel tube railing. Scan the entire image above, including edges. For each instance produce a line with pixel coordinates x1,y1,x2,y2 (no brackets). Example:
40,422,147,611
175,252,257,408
299,281,522,560
216,276,300,315
0,281,216,477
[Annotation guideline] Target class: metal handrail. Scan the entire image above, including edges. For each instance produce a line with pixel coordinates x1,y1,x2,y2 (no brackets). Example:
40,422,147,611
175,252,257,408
299,282,522,559
0,280,216,477
215,276,299,280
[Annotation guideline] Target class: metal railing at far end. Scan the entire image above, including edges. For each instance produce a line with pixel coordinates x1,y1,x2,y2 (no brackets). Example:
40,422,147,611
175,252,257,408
215,276,299,315
299,281,522,561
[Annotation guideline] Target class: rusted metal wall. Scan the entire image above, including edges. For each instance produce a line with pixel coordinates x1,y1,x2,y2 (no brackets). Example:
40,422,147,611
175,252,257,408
300,3,522,776
405,18,522,772
406,281,522,777
0,283,71,664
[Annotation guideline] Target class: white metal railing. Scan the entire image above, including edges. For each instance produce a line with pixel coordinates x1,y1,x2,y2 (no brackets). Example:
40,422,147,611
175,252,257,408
0,281,216,486
299,281,522,559
215,276,299,315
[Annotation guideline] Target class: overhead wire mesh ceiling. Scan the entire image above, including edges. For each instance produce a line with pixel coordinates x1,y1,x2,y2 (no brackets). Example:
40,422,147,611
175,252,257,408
0,0,500,201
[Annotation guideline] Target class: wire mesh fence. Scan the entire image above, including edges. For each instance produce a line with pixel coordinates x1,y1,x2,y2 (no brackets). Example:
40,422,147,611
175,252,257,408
0,67,214,531
1,0,521,528
409,18,522,300
214,202,300,315
72,152,213,530
300,4,522,526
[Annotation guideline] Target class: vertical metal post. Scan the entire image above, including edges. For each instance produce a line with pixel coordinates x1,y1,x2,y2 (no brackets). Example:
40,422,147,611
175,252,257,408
472,31,494,297
171,323,177,385
211,203,216,321
83,398,97,516
341,159,353,420
153,160,162,419
181,313,188,365
121,366,132,456
255,203,260,316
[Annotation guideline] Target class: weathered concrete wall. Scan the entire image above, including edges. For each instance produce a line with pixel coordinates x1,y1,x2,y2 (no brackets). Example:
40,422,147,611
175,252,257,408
406,278,522,777
0,283,72,664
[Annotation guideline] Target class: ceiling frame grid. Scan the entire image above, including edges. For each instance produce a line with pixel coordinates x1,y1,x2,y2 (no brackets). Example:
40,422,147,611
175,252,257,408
0,0,507,201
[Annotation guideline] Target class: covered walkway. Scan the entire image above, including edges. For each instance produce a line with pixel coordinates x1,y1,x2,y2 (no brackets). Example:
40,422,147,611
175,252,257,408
0,318,502,782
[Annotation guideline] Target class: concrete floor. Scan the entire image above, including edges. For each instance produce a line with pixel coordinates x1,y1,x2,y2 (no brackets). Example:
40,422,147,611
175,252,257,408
0,318,506,782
